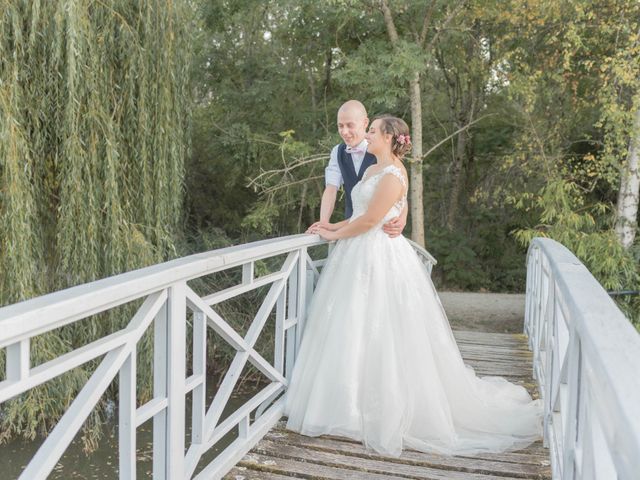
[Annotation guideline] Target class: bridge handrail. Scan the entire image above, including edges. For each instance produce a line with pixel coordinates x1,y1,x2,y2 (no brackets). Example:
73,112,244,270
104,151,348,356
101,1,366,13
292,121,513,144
407,239,437,275
525,238,640,479
0,234,323,349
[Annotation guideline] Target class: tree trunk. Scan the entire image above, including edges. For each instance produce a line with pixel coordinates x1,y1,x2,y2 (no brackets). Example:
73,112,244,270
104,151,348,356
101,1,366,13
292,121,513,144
298,182,308,233
447,86,476,229
323,47,332,94
307,68,317,133
409,72,426,246
615,107,640,248
446,124,467,230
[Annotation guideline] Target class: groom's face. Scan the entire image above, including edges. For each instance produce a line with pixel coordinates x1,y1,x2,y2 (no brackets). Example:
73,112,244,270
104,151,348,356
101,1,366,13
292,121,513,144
337,110,368,147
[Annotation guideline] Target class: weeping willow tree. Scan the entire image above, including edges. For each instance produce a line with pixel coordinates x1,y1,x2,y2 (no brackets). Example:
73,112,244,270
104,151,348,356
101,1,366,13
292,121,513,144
0,1,193,448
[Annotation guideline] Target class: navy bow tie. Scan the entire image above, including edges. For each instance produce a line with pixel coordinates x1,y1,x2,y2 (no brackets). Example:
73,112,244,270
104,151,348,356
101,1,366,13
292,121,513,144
346,146,366,154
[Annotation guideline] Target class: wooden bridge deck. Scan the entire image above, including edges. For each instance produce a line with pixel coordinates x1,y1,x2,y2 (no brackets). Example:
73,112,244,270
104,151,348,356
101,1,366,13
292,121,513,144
226,329,551,480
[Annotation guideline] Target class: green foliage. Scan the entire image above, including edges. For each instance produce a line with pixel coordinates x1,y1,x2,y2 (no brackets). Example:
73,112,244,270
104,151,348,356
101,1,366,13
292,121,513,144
514,178,639,291
335,38,426,111
428,228,489,290
0,0,194,448
494,0,640,324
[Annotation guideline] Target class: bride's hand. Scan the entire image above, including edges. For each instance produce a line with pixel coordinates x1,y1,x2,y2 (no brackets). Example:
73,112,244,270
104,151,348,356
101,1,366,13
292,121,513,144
306,221,328,234
317,227,338,241
306,221,338,234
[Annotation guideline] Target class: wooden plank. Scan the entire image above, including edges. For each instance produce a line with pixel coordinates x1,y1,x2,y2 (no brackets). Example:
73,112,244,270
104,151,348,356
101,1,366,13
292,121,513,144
459,353,533,364
262,430,550,479
457,445,550,466
457,335,530,345
237,452,408,480
225,468,298,479
464,366,532,378
464,364,533,374
456,334,529,344
458,343,531,354
458,346,533,359
453,331,528,346
245,442,530,480
238,450,528,480
462,356,533,368
456,339,529,350
460,344,531,354
271,423,549,459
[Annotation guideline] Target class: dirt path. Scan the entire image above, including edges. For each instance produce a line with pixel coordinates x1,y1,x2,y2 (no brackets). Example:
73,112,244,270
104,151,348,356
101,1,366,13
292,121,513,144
438,291,526,333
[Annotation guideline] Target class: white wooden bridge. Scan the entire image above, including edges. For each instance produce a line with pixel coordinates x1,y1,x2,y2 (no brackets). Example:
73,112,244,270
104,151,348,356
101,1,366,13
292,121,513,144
0,236,639,479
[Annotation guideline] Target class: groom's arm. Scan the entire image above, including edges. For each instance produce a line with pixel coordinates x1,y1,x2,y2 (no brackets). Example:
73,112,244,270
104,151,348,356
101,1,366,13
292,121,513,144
306,186,339,233
319,185,338,223
307,146,342,232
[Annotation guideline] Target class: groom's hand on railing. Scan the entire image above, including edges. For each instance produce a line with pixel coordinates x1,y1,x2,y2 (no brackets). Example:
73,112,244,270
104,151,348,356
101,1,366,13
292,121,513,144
383,215,406,238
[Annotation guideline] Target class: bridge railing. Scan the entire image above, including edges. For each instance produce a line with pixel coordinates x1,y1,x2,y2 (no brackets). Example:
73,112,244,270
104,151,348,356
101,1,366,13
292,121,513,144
525,238,640,480
0,234,436,479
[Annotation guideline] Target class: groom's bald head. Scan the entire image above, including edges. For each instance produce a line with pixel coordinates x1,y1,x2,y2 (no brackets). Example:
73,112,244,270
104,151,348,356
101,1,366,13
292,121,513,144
337,100,369,147
338,100,367,118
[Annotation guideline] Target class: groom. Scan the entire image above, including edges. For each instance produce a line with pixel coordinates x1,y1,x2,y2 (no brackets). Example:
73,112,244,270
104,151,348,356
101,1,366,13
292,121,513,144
307,100,407,237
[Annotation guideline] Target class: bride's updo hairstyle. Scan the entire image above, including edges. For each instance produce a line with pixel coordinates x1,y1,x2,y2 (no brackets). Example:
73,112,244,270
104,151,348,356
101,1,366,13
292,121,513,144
375,115,412,159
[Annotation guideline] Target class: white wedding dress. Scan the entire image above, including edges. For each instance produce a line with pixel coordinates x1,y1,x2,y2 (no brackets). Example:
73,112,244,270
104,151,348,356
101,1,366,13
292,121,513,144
284,164,543,457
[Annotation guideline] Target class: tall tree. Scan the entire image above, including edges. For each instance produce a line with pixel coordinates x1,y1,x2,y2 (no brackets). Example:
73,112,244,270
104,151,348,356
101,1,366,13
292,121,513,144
434,16,491,230
379,0,464,246
616,107,640,248
610,23,640,248
0,0,193,446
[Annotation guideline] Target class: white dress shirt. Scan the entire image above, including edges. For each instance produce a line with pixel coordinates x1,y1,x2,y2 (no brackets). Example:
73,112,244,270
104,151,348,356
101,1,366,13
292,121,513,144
325,139,369,188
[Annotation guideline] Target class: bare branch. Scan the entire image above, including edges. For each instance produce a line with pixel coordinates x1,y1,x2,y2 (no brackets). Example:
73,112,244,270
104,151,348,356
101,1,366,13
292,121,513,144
426,1,466,52
410,113,497,162
210,120,281,147
259,175,325,196
247,153,328,189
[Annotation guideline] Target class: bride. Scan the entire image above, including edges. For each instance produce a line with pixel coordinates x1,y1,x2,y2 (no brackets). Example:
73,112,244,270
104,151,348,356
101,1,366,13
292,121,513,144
283,115,543,457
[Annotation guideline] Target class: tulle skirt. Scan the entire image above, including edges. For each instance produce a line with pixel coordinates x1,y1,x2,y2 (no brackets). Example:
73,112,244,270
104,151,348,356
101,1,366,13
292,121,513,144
283,228,543,456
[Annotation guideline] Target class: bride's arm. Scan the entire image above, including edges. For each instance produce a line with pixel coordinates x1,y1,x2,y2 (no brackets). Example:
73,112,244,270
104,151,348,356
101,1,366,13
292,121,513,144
328,219,349,231
318,175,404,240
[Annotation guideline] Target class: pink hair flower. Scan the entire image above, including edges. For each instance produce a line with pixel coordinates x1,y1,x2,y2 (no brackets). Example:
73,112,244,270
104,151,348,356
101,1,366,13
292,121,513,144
397,134,411,145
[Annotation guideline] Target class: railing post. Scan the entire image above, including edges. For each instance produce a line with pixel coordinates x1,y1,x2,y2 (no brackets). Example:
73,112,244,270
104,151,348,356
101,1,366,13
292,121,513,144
543,269,555,449
119,351,136,479
296,247,309,352
6,339,29,381
166,282,186,479
153,283,186,479
275,280,286,375
192,311,206,445
153,303,168,479
285,253,300,379
524,249,534,339
562,331,581,480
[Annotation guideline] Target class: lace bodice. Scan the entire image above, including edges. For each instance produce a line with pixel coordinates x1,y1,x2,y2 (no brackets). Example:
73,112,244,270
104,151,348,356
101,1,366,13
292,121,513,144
350,164,407,226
